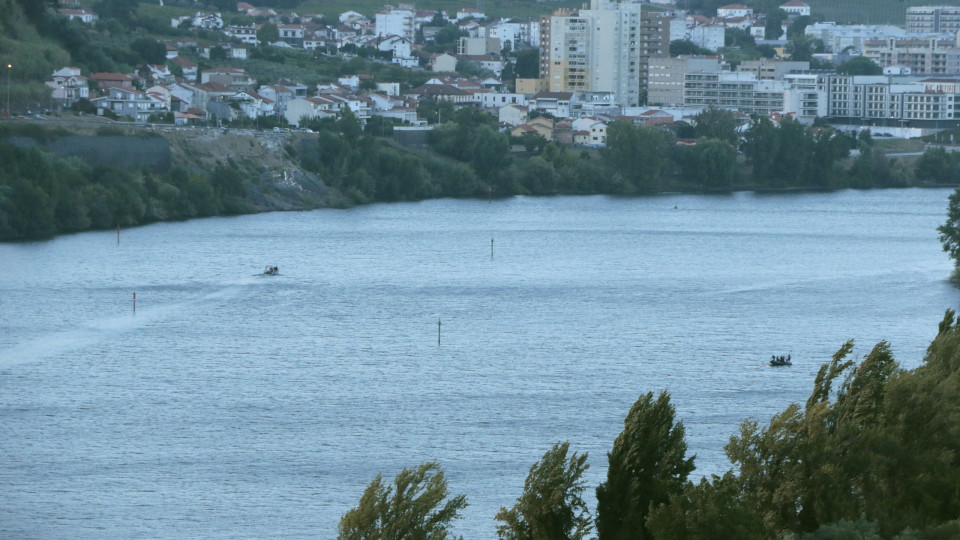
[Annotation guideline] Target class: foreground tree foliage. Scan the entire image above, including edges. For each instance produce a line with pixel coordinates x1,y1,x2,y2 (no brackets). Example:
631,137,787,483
595,391,695,540
338,462,468,540
495,441,592,540
939,188,960,273
724,311,960,538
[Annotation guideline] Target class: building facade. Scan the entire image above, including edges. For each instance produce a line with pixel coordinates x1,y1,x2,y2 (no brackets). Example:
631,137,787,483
539,0,645,107
683,71,787,116
906,5,960,33
863,36,960,75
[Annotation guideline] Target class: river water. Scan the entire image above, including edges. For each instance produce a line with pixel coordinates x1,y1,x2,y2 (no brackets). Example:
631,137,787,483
2,189,959,538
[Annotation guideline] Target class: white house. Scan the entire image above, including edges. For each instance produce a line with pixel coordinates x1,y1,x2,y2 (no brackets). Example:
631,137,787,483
284,96,342,127
498,104,528,126
231,90,273,119
91,87,155,122
779,0,811,17
224,25,259,45
58,7,98,23
431,53,458,72
258,84,296,116
47,67,89,105
528,92,575,119
192,12,223,29
371,106,419,124
716,4,753,18
375,5,416,41
375,35,417,68
279,24,305,44
571,117,608,146
170,56,198,82
377,82,401,96
479,91,527,109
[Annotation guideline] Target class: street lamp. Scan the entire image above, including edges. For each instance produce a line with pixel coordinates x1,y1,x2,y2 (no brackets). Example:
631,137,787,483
5,63,11,118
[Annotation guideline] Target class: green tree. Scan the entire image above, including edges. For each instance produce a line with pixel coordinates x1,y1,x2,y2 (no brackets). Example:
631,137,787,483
917,147,960,184
338,462,468,540
514,49,539,79
725,27,756,48
258,21,279,44
693,107,740,144
678,138,738,188
209,46,227,61
595,391,696,540
130,38,167,64
836,56,882,75
495,442,592,540
603,122,672,192
646,472,767,540
669,40,713,56
337,108,362,142
764,9,786,40
939,189,960,270
786,35,823,61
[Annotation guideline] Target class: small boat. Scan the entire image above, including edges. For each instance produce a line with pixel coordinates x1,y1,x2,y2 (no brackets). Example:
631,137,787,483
769,354,792,367
263,266,279,275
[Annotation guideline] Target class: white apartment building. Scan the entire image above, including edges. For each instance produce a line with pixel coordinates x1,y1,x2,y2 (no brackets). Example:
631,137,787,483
737,59,810,80
540,0,644,107
826,74,959,123
782,73,828,120
804,23,908,54
458,37,500,56
863,36,960,75
671,17,725,51
486,18,540,50
647,56,723,106
683,71,787,116
907,5,960,33
375,5,415,41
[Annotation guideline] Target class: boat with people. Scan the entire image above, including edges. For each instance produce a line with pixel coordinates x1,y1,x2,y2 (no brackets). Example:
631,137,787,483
263,266,279,275
769,354,792,367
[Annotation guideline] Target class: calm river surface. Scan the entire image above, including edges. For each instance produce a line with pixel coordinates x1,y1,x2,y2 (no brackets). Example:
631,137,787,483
2,189,960,538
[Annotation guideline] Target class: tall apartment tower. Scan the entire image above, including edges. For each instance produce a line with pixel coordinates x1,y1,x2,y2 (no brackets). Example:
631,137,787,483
539,0,645,107
906,5,960,33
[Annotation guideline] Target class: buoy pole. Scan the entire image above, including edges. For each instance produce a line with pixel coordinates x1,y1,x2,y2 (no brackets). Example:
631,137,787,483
490,238,493,259
437,318,441,345
133,292,136,312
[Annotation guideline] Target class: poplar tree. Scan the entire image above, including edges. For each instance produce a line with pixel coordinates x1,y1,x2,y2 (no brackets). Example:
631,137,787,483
595,391,695,540
495,441,592,540
338,462,467,540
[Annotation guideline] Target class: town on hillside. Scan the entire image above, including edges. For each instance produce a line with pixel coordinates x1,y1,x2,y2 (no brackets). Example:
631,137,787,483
14,1,960,145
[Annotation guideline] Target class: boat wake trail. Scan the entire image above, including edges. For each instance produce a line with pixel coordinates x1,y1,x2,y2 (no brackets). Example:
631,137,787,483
0,282,252,368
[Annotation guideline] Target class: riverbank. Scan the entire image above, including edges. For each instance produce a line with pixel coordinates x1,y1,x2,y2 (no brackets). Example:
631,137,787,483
2,116,958,241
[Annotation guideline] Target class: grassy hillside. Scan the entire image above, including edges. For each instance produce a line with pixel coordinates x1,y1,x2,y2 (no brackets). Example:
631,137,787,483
0,0,72,112
808,0,960,25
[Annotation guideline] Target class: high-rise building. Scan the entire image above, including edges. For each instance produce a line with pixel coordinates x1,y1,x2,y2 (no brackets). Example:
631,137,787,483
539,0,650,107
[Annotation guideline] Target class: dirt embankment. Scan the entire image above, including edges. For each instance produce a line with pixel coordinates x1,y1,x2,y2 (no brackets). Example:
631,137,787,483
4,117,335,211
161,127,333,211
